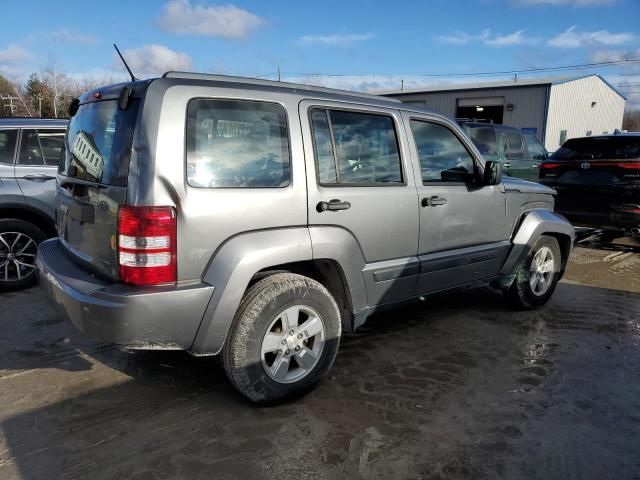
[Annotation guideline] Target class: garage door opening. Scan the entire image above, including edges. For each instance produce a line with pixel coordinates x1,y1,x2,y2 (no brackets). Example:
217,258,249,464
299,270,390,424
456,97,504,124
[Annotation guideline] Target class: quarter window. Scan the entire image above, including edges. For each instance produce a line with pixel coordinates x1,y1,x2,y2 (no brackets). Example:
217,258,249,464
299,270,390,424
468,127,498,156
559,129,568,146
310,109,403,185
0,129,18,164
524,133,547,161
186,99,290,188
410,120,475,183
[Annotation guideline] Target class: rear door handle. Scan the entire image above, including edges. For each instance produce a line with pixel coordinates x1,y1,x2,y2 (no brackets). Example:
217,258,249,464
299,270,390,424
422,196,447,207
317,199,351,212
24,173,55,181
502,162,512,168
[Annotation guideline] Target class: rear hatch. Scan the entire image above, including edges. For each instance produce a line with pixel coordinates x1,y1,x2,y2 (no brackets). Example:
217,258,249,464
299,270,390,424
56,84,142,281
539,136,640,220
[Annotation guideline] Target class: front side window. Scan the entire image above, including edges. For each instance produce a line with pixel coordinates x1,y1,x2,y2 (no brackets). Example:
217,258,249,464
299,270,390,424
468,127,498,156
411,120,475,183
186,99,290,188
310,109,402,185
503,132,525,160
524,133,547,161
0,129,18,164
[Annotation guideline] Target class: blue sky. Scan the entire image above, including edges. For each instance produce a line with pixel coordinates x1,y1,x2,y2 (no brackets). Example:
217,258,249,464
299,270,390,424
1,0,639,105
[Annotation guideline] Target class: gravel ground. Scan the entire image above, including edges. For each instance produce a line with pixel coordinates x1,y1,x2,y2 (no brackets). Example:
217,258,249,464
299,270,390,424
0,232,639,480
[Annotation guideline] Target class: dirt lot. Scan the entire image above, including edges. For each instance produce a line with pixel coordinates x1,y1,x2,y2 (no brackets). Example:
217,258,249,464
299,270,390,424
1,232,639,480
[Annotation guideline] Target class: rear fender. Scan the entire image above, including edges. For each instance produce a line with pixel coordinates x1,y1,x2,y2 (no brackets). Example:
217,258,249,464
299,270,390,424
190,228,313,355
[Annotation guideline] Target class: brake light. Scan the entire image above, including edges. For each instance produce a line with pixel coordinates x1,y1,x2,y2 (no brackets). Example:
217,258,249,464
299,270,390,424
539,162,561,178
117,206,177,286
540,162,562,170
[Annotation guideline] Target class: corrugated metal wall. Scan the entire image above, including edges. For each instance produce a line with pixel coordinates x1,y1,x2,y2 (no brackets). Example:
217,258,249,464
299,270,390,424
545,76,625,151
388,85,549,141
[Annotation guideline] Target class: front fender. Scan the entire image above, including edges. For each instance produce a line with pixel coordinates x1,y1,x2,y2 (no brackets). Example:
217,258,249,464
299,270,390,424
190,228,313,355
500,209,575,275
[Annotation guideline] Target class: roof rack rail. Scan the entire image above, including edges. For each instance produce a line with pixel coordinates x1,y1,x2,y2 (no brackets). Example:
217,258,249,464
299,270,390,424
162,71,401,103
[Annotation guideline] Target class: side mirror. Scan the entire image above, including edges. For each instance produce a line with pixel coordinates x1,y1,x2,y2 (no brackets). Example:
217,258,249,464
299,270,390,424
483,161,502,185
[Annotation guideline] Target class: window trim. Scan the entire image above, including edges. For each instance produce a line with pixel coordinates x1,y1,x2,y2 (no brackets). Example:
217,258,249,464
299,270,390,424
15,128,65,168
184,97,293,189
0,128,20,165
308,106,407,188
408,116,481,186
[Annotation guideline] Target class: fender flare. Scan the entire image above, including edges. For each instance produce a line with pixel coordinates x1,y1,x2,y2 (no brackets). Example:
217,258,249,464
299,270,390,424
500,209,575,276
190,226,369,355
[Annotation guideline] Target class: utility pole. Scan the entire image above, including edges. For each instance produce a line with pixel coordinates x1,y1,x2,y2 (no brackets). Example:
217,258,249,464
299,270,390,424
37,94,43,117
1,94,18,115
277,66,281,82
401,79,404,91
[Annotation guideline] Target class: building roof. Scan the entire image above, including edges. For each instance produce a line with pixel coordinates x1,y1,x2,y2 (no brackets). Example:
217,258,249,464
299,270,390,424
380,74,626,100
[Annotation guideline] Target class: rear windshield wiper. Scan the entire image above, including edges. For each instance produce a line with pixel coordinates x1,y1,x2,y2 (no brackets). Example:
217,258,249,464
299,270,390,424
59,176,109,190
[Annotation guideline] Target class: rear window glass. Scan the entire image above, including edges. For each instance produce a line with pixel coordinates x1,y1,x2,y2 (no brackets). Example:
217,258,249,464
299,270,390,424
468,127,497,155
551,136,640,160
60,99,139,186
186,99,290,188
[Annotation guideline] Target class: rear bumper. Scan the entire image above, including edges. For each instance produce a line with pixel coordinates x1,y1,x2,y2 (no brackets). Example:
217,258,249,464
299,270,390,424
36,239,215,350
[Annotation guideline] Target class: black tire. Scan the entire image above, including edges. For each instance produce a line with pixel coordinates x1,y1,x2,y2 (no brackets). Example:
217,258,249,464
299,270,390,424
222,273,341,404
507,235,562,310
0,218,47,292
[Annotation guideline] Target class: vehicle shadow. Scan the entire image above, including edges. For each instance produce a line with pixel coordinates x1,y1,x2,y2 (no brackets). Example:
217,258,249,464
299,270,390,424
3,282,640,479
574,228,640,253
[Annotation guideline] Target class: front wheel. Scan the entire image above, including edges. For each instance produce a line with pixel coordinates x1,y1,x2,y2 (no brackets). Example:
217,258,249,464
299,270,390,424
507,235,562,310
222,273,341,404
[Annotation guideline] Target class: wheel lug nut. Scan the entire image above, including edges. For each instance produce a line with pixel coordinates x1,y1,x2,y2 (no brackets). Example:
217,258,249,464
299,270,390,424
285,350,290,356
289,330,294,335
297,333,303,339
295,346,300,352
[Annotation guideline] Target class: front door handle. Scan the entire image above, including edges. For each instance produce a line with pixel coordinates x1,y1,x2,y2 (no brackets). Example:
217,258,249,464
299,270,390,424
317,199,351,212
502,162,512,168
422,196,447,207
23,173,55,181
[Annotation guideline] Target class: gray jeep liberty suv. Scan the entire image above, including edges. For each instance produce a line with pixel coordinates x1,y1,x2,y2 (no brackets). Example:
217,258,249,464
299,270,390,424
37,73,574,404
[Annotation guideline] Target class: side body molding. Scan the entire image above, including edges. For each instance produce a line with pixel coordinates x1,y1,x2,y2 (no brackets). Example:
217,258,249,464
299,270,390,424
191,228,313,355
500,208,575,276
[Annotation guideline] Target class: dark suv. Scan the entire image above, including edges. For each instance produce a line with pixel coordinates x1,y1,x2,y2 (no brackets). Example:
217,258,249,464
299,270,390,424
539,133,640,234
0,118,67,290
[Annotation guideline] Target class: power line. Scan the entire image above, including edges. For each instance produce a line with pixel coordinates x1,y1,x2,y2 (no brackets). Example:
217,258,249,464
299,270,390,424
272,58,640,80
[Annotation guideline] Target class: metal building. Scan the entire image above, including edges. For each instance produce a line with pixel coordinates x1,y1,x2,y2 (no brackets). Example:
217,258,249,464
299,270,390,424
382,74,626,151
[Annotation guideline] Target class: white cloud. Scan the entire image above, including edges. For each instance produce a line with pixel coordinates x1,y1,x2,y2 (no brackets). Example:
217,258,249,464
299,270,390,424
51,29,97,44
590,48,640,63
158,0,264,39
548,26,635,48
437,29,538,47
513,0,617,6
0,44,31,77
118,45,192,77
298,32,376,47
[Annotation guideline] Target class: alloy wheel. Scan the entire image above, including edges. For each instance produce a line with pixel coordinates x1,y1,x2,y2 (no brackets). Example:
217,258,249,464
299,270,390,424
529,246,555,296
0,232,38,283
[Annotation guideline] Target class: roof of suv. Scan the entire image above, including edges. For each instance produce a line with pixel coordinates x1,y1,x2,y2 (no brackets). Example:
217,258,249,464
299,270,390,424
0,118,68,128
458,121,527,133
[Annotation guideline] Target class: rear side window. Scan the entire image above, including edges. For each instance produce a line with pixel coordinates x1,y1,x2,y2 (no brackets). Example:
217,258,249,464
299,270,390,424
18,129,65,166
62,99,140,186
551,136,640,160
186,99,290,188
468,127,498,155
310,109,402,185
503,132,525,159
411,120,475,183
0,129,18,164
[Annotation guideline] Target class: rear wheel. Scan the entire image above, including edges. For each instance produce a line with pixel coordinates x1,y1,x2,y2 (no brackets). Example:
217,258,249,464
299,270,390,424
507,235,562,310
0,219,46,292
222,273,341,404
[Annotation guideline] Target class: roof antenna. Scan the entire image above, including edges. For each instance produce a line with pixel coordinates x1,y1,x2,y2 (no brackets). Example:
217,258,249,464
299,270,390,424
113,44,137,81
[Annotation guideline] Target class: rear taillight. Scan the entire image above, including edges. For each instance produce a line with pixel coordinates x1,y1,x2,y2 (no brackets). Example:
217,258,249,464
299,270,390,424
539,162,561,178
117,206,177,286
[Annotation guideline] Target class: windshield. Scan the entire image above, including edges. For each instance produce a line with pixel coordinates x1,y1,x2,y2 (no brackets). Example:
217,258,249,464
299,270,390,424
59,99,139,186
551,136,640,161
